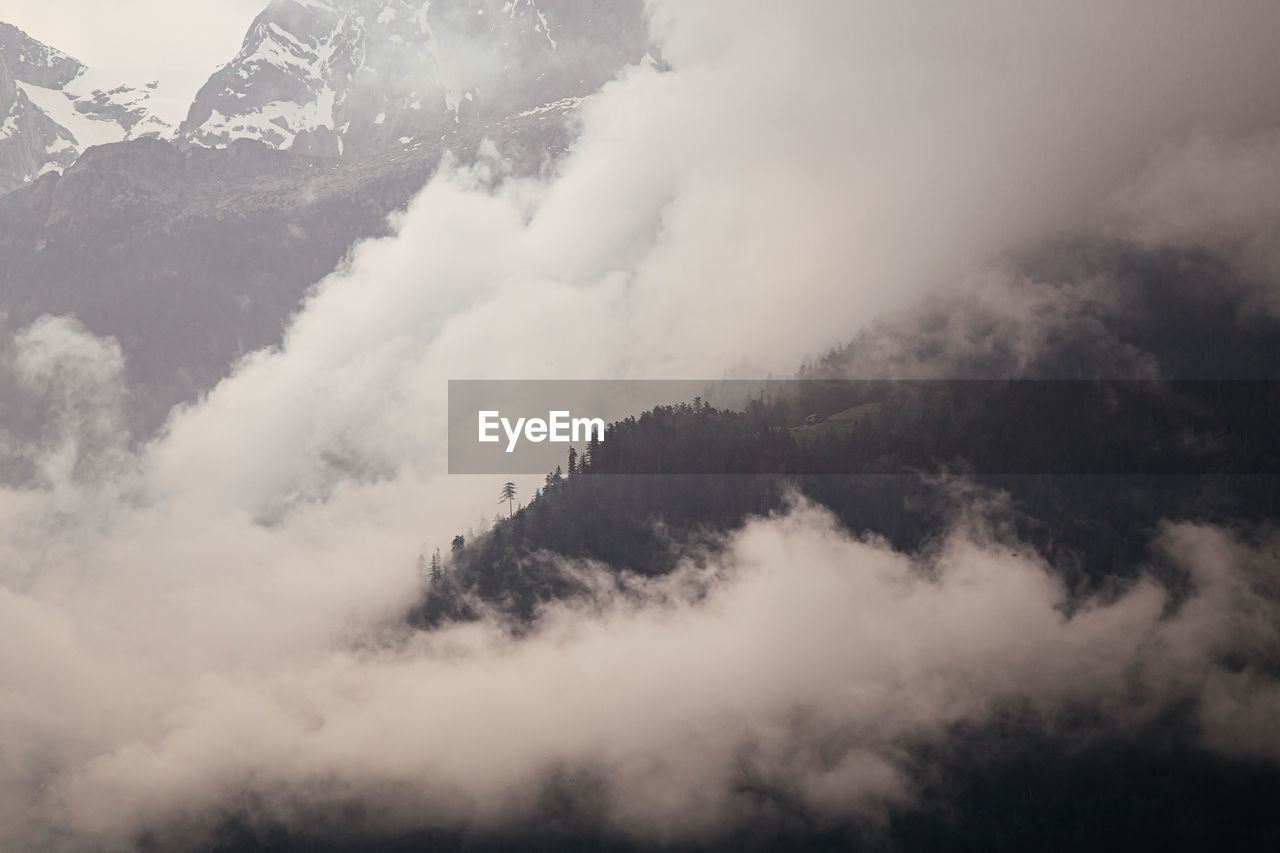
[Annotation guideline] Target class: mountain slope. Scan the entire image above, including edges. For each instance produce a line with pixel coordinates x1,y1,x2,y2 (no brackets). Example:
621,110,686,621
0,137,425,446
0,90,580,462
0,1,650,464
0,22,172,192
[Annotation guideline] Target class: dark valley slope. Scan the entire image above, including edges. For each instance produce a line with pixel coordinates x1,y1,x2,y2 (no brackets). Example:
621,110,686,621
0,106,577,451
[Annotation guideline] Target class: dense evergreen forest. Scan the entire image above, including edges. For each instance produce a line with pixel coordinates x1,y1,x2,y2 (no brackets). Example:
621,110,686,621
413,377,1278,626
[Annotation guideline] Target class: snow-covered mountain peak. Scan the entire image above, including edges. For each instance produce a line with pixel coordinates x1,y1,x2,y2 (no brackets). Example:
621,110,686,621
0,22,175,192
0,2,654,194
180,0,655,157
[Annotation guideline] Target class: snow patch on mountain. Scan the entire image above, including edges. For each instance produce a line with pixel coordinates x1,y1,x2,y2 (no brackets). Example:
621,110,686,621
515,95,581,119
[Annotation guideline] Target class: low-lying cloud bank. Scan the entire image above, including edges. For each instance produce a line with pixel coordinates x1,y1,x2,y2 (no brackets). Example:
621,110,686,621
3,496,1279,849
2,0,1280,849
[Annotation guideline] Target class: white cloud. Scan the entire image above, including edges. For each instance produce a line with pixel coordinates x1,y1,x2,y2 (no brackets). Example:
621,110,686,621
3,494,1279,849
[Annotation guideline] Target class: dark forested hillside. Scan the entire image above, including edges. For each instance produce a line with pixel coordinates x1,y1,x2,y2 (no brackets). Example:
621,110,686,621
422,241,1280,623
416,376,1279,626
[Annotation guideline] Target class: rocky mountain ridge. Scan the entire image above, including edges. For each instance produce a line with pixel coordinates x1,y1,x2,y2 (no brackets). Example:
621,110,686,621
1,0,654,190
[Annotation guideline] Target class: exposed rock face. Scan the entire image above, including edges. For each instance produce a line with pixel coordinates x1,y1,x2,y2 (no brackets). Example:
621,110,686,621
0,21,82,88
0,57,77,192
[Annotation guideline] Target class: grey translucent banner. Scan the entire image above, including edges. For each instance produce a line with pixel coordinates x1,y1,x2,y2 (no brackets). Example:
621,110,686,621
448,379,1280,476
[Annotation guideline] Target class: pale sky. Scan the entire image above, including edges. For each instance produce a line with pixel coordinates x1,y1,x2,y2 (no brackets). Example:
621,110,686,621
3,0,264,76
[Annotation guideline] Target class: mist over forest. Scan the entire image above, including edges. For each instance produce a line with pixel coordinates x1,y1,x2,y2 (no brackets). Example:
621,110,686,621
1,1,1279,851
